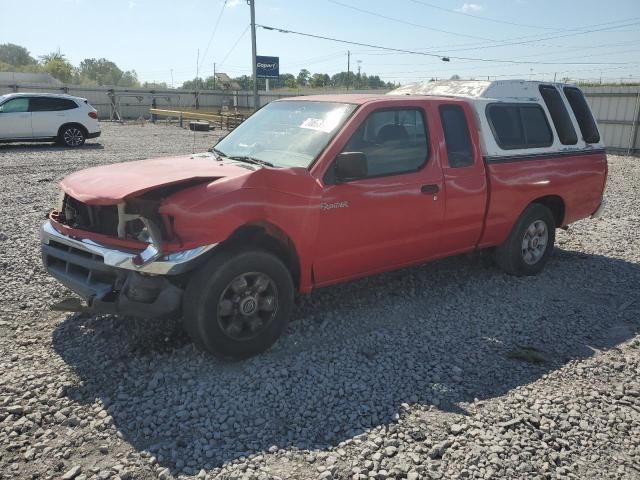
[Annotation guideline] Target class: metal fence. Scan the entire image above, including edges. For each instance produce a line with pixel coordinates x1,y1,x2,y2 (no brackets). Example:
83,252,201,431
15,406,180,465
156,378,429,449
582,86,640,155
0,82,387,121
1,81,638,154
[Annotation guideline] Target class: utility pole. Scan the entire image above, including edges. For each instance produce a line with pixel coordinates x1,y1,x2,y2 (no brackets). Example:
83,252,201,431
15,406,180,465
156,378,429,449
170,69,174,88
357,60,362,89
248,0,258,111
346,50,350,91
195,48,200,109
213,62,216,90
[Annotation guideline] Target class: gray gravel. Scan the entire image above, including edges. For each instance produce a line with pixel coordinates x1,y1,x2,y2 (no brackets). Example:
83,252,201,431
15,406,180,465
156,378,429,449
1,123,639,480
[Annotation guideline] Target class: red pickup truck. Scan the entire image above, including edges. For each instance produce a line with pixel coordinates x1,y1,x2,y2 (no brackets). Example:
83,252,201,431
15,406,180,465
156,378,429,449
42,80,607,358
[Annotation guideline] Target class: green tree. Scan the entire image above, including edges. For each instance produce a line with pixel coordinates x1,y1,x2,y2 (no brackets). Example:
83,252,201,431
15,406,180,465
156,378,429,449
310,73,330,88
42,57,73,83
142,81,168,89
118,70,139,87
0,43,37,66
39,51,73,83
79,58,125,85
279,73,296,88
296,69,310,87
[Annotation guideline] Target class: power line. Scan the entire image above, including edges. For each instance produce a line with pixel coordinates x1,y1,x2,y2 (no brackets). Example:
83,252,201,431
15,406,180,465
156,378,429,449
257,24,630,65
327,0,495,42
433,19,640,54
219,24,250,67
407,0,557,30
199,0,228,69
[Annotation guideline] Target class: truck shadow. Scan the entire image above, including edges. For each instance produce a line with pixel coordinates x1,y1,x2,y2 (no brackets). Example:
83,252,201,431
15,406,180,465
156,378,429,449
52,248,640,474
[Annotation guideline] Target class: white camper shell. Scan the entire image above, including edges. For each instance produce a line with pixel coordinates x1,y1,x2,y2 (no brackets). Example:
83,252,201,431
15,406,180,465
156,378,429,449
387,80,604,159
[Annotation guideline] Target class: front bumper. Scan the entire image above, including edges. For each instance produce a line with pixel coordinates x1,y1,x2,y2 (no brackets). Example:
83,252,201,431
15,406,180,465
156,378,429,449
41,221,215,317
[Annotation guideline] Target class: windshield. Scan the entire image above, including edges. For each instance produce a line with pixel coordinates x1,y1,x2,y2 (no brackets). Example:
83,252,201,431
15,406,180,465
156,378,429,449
213,100,357,168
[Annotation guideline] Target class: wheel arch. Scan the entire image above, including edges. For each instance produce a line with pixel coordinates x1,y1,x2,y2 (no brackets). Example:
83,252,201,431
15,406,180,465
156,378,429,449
530,194,565,227
217,221,302,290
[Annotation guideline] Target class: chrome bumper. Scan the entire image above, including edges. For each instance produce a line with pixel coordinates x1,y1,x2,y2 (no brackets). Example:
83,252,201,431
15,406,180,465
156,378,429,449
40,221,217,317
41,220,216,275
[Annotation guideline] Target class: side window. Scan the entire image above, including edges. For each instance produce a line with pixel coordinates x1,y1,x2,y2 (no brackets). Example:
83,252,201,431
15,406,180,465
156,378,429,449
563,87,600,143
342,108,428,177
487,103,553,149
31,97,78,112
520,106,553,147
439,105,474,168
0,98,29,113
539,85,578,145
60,99,79,110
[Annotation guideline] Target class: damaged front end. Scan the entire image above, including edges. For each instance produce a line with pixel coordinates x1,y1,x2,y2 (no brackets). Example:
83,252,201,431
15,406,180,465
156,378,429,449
41,192,216,318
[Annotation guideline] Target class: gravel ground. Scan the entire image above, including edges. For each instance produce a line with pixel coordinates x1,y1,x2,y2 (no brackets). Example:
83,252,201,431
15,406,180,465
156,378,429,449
0,123,639,480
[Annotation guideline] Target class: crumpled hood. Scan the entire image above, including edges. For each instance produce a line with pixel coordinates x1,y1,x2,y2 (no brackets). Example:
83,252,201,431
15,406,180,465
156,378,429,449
60,154,253,205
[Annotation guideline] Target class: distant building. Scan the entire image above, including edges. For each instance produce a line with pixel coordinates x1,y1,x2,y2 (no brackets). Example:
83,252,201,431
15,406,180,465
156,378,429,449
214,73,241,91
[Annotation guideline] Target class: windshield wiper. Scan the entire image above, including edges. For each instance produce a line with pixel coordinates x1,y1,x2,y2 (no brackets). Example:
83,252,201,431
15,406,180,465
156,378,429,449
210,147,226,160
227,155,275,168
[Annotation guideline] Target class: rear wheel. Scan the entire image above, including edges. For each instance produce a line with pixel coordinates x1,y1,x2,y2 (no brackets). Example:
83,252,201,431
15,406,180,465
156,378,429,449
59,125,86,147
183,249,294,359
495,204,556,276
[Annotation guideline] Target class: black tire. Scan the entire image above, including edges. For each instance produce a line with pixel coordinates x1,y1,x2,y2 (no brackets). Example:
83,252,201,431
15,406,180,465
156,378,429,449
495,203,556,276
58,125,86,147
183,249,294,359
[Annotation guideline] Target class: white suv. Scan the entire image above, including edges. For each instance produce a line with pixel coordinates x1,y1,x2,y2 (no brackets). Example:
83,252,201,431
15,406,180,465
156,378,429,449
0,93,101,147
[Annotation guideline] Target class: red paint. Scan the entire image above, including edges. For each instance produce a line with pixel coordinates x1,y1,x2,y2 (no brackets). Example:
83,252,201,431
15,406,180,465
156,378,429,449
58,95,607,294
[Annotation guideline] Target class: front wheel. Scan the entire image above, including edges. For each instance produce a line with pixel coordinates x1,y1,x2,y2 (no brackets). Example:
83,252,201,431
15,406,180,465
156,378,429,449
495,204,556,276
183,249,294,359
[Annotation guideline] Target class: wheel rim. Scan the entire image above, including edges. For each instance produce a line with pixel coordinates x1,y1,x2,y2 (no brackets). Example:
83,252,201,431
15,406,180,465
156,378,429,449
64,128,84,146
216,272,278,341
521,219,548,265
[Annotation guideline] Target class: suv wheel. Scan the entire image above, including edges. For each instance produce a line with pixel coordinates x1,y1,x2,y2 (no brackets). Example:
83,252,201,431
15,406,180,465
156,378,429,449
495,203,556,276
59,125,86,147
183,249,294,359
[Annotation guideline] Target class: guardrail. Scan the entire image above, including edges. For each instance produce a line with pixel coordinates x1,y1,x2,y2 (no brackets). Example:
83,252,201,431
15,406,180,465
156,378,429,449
149,108,247,131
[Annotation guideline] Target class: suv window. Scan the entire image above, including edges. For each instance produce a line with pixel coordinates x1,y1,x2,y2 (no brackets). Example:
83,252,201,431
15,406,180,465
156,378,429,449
563,87,600,143
342,108,428,178
487,103,553,149
439,105,474,167
539,85,578,145
30,97,78,112
0,97,29,113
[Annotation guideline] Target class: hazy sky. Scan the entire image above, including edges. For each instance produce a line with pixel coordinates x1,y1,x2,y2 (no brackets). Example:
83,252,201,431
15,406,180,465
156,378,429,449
2,0,639,86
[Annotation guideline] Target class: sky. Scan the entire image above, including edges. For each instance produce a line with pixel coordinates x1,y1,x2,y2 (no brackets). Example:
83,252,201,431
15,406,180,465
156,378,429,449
1,0,640,86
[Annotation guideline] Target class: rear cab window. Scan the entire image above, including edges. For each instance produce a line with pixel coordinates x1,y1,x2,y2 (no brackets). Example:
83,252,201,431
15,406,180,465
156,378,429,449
486,103,553,149
563,87,600,143
439,105,474,168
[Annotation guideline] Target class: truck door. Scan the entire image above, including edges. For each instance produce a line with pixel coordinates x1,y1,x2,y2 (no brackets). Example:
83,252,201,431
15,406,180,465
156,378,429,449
313,105,445,285
436,103,487,253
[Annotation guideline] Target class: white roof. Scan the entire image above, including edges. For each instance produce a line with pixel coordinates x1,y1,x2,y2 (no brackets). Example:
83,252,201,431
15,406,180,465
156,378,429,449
388,79,567,102
0,92,85,101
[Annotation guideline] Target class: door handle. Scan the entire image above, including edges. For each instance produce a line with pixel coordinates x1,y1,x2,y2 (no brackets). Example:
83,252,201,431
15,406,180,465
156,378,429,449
421,184,440,194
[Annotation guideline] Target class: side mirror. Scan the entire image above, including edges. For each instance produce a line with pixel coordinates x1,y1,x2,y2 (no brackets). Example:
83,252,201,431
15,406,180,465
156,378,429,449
335,152,368,182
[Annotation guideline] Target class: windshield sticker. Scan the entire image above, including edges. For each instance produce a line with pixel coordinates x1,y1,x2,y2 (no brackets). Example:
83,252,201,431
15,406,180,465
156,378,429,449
300,117,333,133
